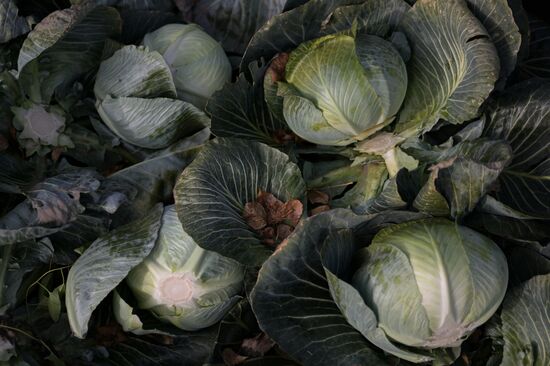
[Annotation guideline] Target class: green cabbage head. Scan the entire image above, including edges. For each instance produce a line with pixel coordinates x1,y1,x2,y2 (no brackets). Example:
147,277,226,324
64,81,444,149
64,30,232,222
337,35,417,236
276,31,407,146
94,44,210,149
350,219,508,350
143,24,232,108
123,205,244,331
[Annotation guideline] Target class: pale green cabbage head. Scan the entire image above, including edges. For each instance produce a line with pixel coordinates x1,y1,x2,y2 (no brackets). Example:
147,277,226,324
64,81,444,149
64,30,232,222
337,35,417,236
277,31,407,146
143,23,232,108
125,205,244,331
352,219,508,349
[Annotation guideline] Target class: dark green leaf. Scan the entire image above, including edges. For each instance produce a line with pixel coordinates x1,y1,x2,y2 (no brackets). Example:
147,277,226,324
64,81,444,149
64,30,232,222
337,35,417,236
0,152,42,194
484,81,550,217
174,138,306,266
104,130,207,227
499,274,550,366
465,0,521,86
505,241,550,284
118,9,179,44
208,67,287,145
179,0,286,56
241,0,365,68
250,209,389,366
0,0,32,43
18,4,122,103
519,16,550,80
107,330,217,366
322,0,409,36
1,171,101,246
465,196,550,241
434,140,512,218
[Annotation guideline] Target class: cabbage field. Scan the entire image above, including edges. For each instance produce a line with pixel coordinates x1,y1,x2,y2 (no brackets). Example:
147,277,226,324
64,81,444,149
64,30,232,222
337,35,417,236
0,0,548,365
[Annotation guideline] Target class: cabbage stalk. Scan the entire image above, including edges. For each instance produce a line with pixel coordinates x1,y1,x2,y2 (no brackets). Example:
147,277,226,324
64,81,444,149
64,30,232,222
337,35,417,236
123,206,244,331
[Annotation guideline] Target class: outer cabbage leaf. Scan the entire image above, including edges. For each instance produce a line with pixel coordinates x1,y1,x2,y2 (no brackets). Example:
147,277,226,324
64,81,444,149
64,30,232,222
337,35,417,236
17,4,121,103
504,242,550,285
65,204,163,338
405,139,513,218
484,81,550,217
412,169,450,216
0,202,63,247
1,170,101,246
174,138,306,266
94,45,175,101
321,0,410,36
102,129,208,227
499,274,550,366
106,328,217,366
0,152,40,194
208,66,288,145
178,0,286,56
402,0,521,85
353,176,408,215
434,139,512,218
396,0,499,136
250,210,390,366
241,0,364,68
97,96,209,149
465,196,550,241
465,0,521,86
0,0,32,43
519,16,550,80
241,0,411,68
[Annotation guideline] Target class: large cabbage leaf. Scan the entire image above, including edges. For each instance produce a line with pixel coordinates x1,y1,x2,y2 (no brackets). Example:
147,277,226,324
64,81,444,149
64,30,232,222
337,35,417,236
174,138,306,266
17,4,121,103
0,0,32,43
178,0,286,56
250,210,390,366
65,204,163,338
396,0,499,136
484,81,550,217
499,274,550,366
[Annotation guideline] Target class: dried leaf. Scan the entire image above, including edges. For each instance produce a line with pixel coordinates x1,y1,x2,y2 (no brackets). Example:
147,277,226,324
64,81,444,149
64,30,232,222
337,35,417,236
276,224,293,241
308,190,330,205
241,333,276,357
310,205,330,216
222,348,248,366
243,201,267,230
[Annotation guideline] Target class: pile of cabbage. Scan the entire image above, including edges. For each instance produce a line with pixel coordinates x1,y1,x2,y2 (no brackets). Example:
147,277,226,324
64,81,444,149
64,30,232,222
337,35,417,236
0,0,548,365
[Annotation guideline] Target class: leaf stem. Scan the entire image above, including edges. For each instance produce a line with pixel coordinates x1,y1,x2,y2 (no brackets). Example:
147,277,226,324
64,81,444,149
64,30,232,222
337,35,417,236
0,244,14,308
0,324,56,357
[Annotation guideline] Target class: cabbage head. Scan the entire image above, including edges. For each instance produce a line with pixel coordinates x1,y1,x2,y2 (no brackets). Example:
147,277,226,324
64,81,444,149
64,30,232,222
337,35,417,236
252,212,510,364
123,205,244,331
143,24,232,109
94,31,218,149
275,31,407,146
352,219,508,350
